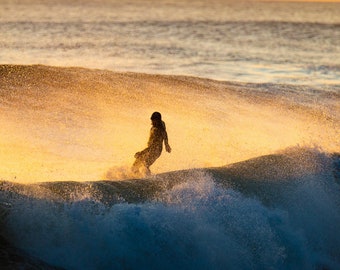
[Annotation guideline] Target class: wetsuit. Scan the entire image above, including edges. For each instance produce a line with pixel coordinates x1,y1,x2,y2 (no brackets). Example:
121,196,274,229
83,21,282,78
132,121,168,174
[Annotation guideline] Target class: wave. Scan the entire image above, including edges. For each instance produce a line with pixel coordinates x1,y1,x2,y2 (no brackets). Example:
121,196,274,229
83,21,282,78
0,147,338,204
1,64,339,183
1,147,340,269
0,64,339,268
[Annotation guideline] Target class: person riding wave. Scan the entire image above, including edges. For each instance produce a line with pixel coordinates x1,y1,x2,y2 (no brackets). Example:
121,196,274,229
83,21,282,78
132,112,171,176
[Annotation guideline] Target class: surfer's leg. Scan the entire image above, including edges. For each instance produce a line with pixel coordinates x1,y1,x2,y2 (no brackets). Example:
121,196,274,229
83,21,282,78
132,159,152,177
131,158,151,177
134,165,150,178
144,166,151,176
131,159,142,175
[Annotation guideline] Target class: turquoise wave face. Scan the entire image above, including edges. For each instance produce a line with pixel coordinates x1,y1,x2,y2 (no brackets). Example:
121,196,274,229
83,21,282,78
1,148,340,269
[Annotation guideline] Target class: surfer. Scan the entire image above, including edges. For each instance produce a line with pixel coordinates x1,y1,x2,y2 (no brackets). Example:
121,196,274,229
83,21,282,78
132,112,171,176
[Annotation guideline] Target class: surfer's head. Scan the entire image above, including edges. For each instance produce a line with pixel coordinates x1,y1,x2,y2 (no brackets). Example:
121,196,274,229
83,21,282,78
151,112,162,121
150,112,164,128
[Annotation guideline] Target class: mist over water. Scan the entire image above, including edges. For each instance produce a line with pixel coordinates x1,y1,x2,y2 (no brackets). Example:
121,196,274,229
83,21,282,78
0,65,338,182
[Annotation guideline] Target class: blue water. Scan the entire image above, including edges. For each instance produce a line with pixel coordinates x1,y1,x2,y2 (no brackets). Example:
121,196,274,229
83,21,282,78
1,148,340,269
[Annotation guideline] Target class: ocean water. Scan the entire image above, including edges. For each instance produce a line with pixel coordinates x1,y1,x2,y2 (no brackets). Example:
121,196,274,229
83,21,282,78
1,0,339,85
0,0,340,269
1,148,340,269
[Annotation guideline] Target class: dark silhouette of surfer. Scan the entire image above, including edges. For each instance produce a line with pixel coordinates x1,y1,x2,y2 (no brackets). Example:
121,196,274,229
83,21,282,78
132,112,171,176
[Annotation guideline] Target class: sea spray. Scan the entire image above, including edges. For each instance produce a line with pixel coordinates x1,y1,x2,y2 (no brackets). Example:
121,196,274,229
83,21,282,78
1,149,340,269
1,180,292,269
1,65,338,183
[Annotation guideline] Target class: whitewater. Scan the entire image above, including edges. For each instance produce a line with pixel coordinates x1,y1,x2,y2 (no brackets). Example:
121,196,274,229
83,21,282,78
1,0,340,269
1,146,340,269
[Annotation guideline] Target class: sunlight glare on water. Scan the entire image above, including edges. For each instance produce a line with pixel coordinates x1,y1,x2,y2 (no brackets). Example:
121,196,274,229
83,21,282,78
0,0,339,85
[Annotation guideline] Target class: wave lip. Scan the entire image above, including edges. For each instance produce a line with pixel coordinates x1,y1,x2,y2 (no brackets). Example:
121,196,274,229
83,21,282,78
0,147,337,204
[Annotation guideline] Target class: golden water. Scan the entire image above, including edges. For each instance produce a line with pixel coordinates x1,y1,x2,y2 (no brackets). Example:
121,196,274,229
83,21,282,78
0,65,338,182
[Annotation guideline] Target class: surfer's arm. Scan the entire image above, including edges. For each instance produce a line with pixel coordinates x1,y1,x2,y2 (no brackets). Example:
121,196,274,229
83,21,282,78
162,121,171,153
165,139,171,153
